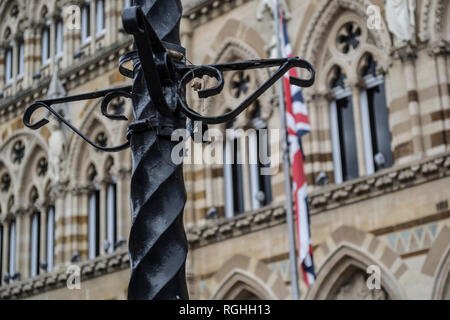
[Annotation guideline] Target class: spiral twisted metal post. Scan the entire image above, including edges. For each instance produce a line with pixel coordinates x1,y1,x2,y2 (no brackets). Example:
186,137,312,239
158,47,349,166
126,0,188,300
23,0,316,301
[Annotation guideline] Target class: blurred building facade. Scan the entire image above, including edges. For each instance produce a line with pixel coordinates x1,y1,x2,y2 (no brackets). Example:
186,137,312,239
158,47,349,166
0,0,449,300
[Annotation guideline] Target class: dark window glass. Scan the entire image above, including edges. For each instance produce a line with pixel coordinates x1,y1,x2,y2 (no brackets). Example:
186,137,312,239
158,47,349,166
367,83,393,170
82,5,91,41
41,26,50,63
96,0,105,32
94,190,100,256
105,184,117,252
17,41,24,76
257,129,272,206
30,211,41,277
46,206,55,272
8,220,16,281
5,47,13,82
232,138,245,215
337,96,359,181
0,224,3,285
89,190,100,258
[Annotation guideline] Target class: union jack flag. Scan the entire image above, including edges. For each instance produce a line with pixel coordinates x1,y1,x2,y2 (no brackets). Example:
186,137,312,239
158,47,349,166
280,11,316,287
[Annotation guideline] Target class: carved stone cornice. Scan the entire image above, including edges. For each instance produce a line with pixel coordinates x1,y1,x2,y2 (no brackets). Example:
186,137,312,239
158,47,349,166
186,151,450,249
117,168,132,179
70,185,94,196
0,37,133,125
427,40,450,57
392,44,418,62
0,249,130,300
183,0,253,26
52,181,69,198
14,207,28,217
309,151,450,213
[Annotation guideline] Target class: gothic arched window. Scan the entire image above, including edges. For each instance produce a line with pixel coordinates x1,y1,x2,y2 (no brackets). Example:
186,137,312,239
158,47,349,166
223,102,273,218
55,18,64,58
29,187,41,277
0,208,3,286
87,163,100,259
329,66,359,183
96,0,106,36
358,54,393,173
4,45,13,85
45,204,55,272
81,1,92,43
8,218,16,284
104,157,117,254
41,24,51,65
318,16,393,184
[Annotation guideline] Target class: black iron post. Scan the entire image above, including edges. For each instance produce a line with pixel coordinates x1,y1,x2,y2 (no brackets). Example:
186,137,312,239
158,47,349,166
24,0,315,300
125,0,189,300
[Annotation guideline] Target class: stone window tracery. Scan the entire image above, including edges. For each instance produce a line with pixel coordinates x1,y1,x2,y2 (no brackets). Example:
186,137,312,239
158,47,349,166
328,269,389,300
230,71,251,99
37,157,48,177
336,22,362,54
81,1,92,43
8,218,17,284
11,140,25,165
1,173,11,193
104,157,117,254
223,101,272,219
319,16,393,184
95,132,108,149
29,187,41,278
4,43,13,85
0,218,3,286
87,163,100,259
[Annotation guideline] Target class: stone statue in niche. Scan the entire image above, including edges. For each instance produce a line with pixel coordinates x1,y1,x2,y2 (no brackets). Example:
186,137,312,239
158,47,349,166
256,0,291,21
385,0,417,47
47,68,69,185
256,0,291,59
48,118,68,185
329,271,389,300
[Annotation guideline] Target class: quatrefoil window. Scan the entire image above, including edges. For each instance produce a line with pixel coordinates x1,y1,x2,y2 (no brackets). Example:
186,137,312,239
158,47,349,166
37,157,48,177
230,71,251,99
10,5,19,17
4,27,11,41
95,132,108,148
110,97,126,116
330,67,347,89
337,22,362,54
11,140,25,164
87,163,98,182
1,173,11,193
30,187,39,204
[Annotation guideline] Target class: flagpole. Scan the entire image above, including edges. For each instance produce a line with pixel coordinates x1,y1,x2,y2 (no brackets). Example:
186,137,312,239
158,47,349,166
273,0,300,300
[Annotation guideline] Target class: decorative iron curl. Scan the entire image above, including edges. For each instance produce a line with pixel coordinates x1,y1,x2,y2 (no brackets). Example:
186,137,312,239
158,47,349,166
23,85,132,152
177,57,315,124
23,0,317,301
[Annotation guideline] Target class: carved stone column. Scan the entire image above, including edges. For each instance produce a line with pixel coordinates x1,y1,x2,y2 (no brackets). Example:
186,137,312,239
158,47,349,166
49,16,56,74
315,91,334,182
430,43,450,150
0,46,5,90
89,0,96,54
53,183,68,265
350,79,368,176
1,219,8,281
16,208,29,279
117,168,131,246
71,185,91,261
398,46,424,158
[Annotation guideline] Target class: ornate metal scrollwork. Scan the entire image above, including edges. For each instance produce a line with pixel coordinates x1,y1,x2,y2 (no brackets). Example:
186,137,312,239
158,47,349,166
23,0,316,300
